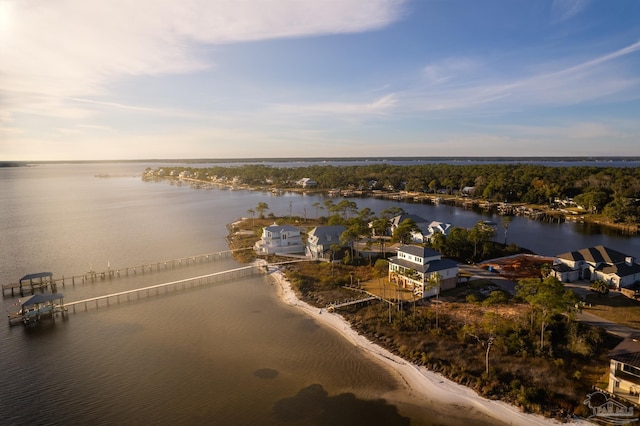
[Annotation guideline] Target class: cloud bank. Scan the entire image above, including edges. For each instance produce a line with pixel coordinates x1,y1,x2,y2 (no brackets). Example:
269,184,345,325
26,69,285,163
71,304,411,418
0,0,406,121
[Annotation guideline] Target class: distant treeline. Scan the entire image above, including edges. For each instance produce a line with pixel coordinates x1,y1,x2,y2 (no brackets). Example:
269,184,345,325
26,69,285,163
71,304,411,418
146,163,640,224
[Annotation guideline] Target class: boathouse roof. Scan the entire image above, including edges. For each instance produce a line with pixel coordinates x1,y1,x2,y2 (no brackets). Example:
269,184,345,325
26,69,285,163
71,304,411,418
21,293,63,307
19,272,53,283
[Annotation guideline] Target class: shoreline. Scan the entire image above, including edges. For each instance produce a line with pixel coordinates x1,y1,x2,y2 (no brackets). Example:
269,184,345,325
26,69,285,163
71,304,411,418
267,266,584,426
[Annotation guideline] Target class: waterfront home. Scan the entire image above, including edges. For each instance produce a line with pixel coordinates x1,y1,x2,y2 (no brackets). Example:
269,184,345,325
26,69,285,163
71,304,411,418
388,245,458,299
254,224,305,255
608,335,640,404
552,245,640,290
305,225,347,260
296,177,318,188
387,214,452,243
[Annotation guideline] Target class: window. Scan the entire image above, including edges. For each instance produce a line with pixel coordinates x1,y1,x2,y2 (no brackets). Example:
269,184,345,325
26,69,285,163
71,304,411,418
622,363,640,378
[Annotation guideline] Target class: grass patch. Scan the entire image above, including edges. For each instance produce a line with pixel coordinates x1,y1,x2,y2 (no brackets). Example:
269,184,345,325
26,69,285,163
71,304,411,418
584,292,640,329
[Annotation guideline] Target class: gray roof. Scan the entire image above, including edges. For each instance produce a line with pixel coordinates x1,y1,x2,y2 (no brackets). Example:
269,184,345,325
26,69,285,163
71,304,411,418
390,214,428,226
20,272,53,282
21,293,64,307
398,245,441,259
308,225,346,245
265,224,299,233
610,335,640,368
389,256,458,274
597,261,640,277
557,245,630,265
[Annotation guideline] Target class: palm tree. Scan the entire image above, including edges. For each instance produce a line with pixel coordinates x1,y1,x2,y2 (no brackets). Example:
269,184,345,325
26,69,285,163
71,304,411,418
502,216,511,245
247,208,255,226
426,272,442,329
255,202,269,219
312,202,323,219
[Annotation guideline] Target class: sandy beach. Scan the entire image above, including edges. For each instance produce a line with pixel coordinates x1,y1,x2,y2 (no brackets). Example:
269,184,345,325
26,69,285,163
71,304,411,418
268,266,587,426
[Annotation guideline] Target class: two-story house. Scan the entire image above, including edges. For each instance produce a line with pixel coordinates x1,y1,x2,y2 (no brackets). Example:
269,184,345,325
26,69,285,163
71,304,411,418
385,214,452,243
552,245,640,289
388,245,458,298
305,225,346,260
608,335,640,404
253,224,305,255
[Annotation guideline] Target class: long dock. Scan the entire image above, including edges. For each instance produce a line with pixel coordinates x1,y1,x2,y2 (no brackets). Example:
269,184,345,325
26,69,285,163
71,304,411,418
65,264,263,313
2,249,248,297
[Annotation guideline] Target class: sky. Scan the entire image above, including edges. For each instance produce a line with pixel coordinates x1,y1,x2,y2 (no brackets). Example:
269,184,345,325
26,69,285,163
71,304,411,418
1,0,639,161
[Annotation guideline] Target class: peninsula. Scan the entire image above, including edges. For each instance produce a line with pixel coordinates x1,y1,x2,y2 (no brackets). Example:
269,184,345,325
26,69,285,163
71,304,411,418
226,213,631,423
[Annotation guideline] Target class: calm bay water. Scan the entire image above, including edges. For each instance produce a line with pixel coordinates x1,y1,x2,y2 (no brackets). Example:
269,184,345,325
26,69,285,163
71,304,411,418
1,162,638,425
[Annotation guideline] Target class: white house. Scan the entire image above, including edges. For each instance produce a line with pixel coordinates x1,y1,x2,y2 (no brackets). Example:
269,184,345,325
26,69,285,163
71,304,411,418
608,335,640,404
388,214,452,243
296,178,318,188
254,224,305,255
388,245,458,298
305,225,346,260
552,245,640,289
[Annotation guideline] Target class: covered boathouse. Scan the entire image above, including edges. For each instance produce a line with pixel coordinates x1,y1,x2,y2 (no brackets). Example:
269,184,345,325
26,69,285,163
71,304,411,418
8,293,66,326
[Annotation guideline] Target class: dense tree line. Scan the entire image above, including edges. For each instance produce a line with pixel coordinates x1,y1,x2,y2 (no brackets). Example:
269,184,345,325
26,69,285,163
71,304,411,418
145,163,640,224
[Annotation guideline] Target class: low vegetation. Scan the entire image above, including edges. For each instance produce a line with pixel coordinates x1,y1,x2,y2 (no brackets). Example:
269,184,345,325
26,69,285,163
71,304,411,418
583,292,640,329
284,261,618,419
226,211,621,420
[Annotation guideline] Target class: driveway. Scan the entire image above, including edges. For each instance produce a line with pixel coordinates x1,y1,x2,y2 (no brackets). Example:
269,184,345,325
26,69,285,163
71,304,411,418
461,263,640,338
458,263,518,295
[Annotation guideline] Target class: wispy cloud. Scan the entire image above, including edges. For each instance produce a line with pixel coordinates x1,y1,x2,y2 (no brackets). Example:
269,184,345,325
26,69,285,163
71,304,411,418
422,58,483,87
550,0,589,23
407,40,640,113
271,93,398,117
0,0,406,122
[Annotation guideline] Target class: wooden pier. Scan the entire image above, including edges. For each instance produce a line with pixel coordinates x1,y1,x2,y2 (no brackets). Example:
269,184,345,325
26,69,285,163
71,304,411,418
2,272,54,297
64,264,263,313
327,296,379,312
2,249,248,297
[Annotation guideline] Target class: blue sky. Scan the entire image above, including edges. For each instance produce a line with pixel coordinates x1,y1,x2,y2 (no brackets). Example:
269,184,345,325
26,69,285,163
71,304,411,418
1,0,639,160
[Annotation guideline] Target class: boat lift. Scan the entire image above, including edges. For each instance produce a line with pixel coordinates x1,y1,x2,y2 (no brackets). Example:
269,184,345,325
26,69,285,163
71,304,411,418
8,293,66,326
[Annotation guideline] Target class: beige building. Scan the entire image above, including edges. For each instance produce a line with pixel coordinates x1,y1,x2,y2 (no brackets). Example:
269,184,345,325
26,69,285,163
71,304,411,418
388,245,458,298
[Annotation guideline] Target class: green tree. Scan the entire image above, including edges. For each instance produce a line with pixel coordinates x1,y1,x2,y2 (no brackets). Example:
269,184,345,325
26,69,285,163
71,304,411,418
312,201,324,219
380,206,406,219
590,279,609,295
255,202,269,219
428,179,439,194
468,221,495,260
247,208,255,226
391,219,419,244
574,190,610,214
502,216,511,245
371,217,390,256
335,199,358,220
426,272,442,329
516,276,578,353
